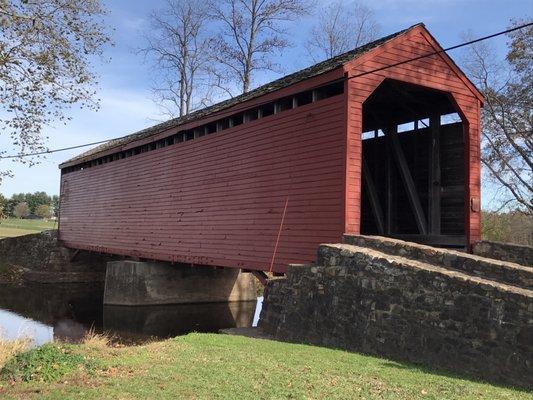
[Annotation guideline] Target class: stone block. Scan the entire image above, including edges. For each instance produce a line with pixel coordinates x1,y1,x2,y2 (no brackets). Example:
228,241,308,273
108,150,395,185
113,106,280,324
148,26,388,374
473,240,533,266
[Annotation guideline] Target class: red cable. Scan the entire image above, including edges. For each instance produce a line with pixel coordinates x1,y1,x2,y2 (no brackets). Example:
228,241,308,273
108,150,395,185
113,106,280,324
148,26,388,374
269,197,289,273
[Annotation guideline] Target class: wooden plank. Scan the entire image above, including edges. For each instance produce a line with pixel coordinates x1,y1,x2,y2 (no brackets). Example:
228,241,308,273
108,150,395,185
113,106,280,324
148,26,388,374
384,125,428,235
250,270,268,285
292,96,298,108
362,158,385,234
428,115,441,235
386,141,394,234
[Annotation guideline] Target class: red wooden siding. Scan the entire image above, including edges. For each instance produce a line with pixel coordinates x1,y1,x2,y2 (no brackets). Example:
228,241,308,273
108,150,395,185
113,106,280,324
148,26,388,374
59,94,347,273
59,25,482,271
342,25,481,246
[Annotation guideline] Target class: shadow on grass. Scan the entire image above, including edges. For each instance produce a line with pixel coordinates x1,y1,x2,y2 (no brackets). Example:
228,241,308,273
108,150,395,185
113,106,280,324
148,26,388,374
375,358,532,394
270,335,532,393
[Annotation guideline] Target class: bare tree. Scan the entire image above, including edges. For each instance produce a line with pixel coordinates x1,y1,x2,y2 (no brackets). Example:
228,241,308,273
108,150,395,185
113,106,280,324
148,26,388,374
462,20,532,214
140,0,211,118
209,0,310,95
0,0,111,185
306,1,379,63
13,202,29,219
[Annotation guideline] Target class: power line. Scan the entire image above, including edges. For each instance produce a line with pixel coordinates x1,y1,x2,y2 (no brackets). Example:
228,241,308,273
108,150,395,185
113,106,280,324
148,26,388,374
1,21,531,161
349,22,532,80
0,139,113,160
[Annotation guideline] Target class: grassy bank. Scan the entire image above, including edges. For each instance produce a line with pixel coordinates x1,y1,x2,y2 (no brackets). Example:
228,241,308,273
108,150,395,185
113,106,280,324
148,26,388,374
0,333,530,400
0,337,29,372
0,218,56,239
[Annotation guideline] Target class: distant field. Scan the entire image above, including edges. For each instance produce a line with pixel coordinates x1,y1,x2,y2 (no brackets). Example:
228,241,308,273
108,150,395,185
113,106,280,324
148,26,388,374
0,218,56,239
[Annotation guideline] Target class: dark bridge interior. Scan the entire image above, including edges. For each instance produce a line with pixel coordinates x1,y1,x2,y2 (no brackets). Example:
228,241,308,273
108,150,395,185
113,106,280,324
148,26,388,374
361,79,466,247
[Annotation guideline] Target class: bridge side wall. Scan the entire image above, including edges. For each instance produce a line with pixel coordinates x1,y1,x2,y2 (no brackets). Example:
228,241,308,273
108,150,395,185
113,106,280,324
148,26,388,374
473,240,533,266
59,83,346,273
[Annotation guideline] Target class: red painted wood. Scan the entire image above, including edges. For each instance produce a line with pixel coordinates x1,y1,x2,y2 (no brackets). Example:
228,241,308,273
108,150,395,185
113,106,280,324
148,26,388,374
59,69,345,169
59,25,482,272
60,92,347,272
342,25,481,245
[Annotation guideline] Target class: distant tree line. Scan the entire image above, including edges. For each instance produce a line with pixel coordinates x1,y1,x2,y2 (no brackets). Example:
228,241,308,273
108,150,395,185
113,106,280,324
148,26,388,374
481,211,533,246
0,192,59,219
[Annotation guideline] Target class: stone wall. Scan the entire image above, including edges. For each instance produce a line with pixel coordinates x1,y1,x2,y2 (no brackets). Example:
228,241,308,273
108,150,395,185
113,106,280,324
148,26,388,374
259,244,533,389
473,240,533,267
0,230,116,283
344,235,533,289
0,230,59,271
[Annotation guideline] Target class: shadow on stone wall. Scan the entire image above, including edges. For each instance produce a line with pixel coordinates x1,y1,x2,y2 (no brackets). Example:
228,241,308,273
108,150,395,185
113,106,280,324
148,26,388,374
473,240,533,266
260,243,533,390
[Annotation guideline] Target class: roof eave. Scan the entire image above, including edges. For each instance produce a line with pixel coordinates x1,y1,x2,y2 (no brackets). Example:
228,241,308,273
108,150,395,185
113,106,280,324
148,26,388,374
59,24,421,169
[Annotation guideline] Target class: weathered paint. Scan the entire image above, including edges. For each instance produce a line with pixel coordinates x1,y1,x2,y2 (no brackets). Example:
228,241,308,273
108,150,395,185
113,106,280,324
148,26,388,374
59,25,482,272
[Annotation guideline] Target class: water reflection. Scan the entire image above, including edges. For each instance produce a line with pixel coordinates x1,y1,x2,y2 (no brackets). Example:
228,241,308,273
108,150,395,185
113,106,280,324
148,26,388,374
0,283,259,345
103,302,256,342
0,309,53,346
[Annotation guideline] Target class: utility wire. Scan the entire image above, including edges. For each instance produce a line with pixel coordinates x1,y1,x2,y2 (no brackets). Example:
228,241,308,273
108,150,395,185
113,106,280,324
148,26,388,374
349,22,532,80
0,139,114,160
1,21,531,161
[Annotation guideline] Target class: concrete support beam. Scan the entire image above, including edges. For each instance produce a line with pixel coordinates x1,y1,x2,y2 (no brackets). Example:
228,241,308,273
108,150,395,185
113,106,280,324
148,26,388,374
104,261,257,306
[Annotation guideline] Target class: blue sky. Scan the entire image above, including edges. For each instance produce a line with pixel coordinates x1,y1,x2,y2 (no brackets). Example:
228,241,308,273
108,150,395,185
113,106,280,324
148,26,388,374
0,0,531,207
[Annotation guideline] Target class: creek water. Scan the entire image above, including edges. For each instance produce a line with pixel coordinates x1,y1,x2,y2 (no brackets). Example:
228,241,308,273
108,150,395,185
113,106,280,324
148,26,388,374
0,282,262,345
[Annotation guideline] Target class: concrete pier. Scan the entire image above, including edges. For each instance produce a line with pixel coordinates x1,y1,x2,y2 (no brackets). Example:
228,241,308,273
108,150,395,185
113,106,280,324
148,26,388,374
104,261,257,306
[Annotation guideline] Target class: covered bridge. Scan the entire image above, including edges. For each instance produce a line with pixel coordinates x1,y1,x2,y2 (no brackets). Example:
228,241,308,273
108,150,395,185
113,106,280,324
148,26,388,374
58,23,482,274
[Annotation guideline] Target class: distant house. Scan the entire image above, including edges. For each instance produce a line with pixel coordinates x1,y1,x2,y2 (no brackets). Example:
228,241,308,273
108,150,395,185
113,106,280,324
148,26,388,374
58,23,483,273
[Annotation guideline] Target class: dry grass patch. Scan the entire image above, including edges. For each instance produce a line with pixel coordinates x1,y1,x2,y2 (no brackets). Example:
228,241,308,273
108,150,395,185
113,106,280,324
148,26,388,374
82,330,110,351
0,336,30,369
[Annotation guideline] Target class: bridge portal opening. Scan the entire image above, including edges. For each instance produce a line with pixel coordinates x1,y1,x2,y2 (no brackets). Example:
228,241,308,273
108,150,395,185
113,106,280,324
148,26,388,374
361,79,466,247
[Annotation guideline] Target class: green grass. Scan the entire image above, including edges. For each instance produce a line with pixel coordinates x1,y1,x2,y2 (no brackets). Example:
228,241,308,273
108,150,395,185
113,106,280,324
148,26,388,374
0,333,530,399
0,218,56,239
1,343,97,383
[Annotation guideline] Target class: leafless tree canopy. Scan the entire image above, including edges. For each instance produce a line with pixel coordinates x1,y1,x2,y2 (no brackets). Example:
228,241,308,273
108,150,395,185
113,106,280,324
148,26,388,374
306,1,379,63
209,0,310,95
0,0,110,184
139,0,211,118
462,20,532,214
